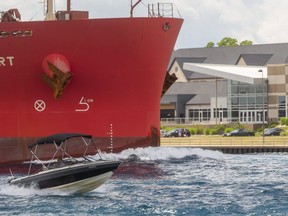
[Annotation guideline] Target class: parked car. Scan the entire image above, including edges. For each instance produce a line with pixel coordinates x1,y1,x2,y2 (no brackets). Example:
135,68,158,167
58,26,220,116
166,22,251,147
164,129,180,137
164,129,191,137
160,129,168,137
263,128,283,136
223,129,255,137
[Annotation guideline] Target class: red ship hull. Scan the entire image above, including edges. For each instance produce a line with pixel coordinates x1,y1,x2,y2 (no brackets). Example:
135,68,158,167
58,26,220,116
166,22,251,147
0,17,182,164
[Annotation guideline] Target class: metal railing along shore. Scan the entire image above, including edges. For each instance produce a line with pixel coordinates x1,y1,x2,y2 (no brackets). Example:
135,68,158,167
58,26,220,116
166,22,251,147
160,136,288,148
160,117,265,125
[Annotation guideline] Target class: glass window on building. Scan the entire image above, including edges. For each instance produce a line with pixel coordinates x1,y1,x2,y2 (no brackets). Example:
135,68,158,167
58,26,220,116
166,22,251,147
239,86,247,94
227,80,267,123
189,109,211,122
223,108,228,118
256,96,264,106
189,109,199,121
231,110,239,122
248,96,255,105
202,109,211,120
248,85,255,94
239,97,247,106
213,108,227,118
231,97,238,105
231,86,238,94
161,109,175,118
278,96,286,118
256,85,262,93
231,80,239,85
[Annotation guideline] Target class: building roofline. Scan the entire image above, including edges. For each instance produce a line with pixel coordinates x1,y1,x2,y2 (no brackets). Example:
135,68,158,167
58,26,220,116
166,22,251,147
183,63,267,84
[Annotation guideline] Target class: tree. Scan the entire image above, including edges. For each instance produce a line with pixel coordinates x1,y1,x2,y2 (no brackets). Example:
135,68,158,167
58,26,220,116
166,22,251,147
206,41,215,48
240,40,253,46
205,37,254,47
217,37,238,47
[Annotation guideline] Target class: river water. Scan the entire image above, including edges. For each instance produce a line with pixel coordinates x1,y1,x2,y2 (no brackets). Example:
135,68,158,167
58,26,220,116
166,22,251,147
1,147,288,215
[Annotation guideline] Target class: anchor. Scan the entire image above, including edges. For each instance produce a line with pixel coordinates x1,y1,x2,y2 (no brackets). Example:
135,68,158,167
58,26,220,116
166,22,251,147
41,54,73,99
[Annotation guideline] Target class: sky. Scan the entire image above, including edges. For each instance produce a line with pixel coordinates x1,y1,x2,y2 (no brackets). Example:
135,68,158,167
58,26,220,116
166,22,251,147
3,0,288,50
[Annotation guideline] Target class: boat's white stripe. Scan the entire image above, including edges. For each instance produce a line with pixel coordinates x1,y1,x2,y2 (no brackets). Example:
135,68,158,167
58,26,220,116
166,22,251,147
49,171,114,194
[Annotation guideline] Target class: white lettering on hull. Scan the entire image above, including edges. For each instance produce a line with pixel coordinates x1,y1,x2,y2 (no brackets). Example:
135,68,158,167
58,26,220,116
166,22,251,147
75,97,94,112
0,56,14,66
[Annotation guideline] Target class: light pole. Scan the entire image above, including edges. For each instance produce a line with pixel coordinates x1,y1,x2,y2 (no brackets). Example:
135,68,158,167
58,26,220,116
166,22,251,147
215,76,218,125
258,69,264,144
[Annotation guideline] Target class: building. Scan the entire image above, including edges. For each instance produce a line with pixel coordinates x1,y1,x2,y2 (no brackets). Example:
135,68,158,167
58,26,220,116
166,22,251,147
161,43,288,125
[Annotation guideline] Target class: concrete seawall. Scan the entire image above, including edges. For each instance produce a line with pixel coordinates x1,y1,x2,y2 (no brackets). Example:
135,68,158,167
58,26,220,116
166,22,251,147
160,136,288,154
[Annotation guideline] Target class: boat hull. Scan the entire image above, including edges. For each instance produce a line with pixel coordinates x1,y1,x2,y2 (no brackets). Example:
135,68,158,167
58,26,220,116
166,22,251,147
10,160,121,194
52,172,114,194
0,17,183,164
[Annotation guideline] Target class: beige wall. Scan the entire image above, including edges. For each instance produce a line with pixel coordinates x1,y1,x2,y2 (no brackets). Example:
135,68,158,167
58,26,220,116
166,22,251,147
161,104,176,109
267,64,288,121
169,61,188,82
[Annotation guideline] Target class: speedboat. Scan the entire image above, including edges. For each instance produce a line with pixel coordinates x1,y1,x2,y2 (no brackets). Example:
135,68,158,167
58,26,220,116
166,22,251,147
8,133,121,194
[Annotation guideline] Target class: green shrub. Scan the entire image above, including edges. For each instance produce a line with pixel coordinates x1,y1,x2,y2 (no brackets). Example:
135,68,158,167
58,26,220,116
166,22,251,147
268,122,278,128
224,127,234,133
280,117,286,125
161,126,170,131
196,127,204,135
215,124,227,134
204,128,210,135
189,126,205,135
209,129,217,135
190,128,197,135
255,127,264,133
280,117,288,126
236,122,245,129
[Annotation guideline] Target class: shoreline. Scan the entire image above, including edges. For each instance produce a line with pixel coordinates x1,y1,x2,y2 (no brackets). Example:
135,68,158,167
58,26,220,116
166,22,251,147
160,136,288,154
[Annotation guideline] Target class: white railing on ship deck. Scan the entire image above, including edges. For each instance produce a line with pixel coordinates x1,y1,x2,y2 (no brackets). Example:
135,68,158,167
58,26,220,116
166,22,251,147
148,3,173,18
